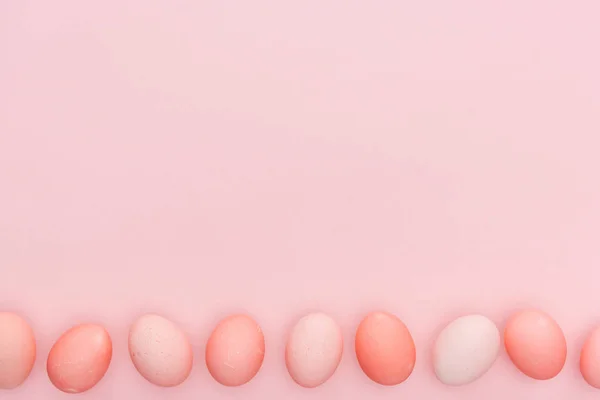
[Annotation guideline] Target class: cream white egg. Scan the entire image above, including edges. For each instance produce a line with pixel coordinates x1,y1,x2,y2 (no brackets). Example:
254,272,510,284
433,314,500,386
285,312,343,388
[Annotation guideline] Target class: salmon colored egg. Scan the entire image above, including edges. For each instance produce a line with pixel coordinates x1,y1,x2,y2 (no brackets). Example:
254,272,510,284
47,324,112,394
285,312,343,388
580,327,600,388
0,312,36,390
355,311,416,386
504,310,567,380
128,314,193,387
205,314,265,387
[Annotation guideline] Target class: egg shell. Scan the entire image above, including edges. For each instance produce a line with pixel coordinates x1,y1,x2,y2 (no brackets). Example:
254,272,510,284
580,326,600,388
205,314,265,387
285,312,343,388
504,309,567,380
47,324,112,394
355,311,416,386
0,312,37,390
433,314,500,386
128,314,193,387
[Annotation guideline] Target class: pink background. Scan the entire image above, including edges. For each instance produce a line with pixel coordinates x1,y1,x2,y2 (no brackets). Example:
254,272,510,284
1,1,600,399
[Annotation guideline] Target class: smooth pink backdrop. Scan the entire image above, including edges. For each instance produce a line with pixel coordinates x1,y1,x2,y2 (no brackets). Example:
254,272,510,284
1,1,600,399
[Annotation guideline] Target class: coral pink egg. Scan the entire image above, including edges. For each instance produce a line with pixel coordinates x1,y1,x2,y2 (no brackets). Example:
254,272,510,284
504,310,566,380
355,311,416,386
0,312,36,390
580,327,600,388
285,312,343,388
47,324,112,393
205,314,265,387
128,314,193,387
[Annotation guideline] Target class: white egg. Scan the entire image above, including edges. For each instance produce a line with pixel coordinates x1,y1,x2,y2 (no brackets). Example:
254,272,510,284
433,314,500,386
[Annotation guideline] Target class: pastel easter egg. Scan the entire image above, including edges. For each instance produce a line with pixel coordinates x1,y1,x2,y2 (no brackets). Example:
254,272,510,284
129,314,193,387
285,312,343,388
433,314,500,385
205,314,265,387
580,326,600,388
355,311,416,386
47,324,112,393
504,309,567,380
0,312,36,390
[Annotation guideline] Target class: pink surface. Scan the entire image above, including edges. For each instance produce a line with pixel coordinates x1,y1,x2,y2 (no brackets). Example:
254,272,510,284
1,1,600,399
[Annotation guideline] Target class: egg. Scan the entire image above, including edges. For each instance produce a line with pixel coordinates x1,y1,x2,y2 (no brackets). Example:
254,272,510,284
128,314,193,387
0,312,36,390
285,312,343,388
355,311,416,385
504,309,567,380
433,314,500,385
205,314,265,387
47,324,112,393
580,326,600,388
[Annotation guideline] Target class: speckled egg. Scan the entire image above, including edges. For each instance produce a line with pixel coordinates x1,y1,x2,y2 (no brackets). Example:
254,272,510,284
0,312,36,390
47,324,112,393
129,314,193,387
285,312,343,388
433,314,500,385
205,314,265,387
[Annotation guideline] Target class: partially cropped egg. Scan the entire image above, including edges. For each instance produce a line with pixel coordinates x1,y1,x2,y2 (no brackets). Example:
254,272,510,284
580,326,600,388
0,312,36,390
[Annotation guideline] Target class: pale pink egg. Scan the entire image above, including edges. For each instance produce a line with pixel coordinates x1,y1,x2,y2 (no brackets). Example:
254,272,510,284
205,314,265,387
433,314,500,386
0,312,36,390
47,324,113,393
580,326,600,388
504,309,567,380
355,311,416,386
128,314,193,387
285,312,343,388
